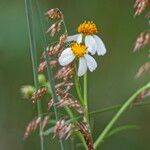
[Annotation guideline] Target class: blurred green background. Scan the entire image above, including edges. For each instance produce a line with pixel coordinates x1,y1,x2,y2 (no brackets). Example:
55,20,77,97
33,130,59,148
0,0,150,149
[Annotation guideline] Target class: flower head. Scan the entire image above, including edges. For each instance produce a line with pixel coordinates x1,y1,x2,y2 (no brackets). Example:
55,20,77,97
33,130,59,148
67,21,107,56
71,43,87,57
59,41,97,77
77,21,98,35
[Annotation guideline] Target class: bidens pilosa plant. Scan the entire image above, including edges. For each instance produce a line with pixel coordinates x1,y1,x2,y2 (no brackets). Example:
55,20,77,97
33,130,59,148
22,1,150,150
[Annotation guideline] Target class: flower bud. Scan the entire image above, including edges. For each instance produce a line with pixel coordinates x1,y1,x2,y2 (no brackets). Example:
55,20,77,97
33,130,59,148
38,74,46,86
21,85,35,99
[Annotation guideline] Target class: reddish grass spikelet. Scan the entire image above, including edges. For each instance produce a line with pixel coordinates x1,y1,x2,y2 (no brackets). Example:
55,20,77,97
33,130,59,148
139,89,150,99
31,87,48,103
53,119,72,140
53,119,64,138
132,88,150,105
59,33,67,44
77,122,94,150
42,116,50,129
58,98,84,114
55,65,74,81
24,117,41,139
48,99,54,110
38,60,57,73
136,61,150,78
45,8,63,20
47,21,62,37
134,0,150,16
59,123,72,140
134,31,150,51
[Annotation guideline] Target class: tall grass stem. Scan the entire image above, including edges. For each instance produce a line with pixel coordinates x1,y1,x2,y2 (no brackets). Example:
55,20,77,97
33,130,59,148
24,0,44,149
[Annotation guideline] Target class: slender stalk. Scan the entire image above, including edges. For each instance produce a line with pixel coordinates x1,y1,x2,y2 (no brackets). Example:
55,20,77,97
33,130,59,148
33,0,65,149
74,63,84,104
83,73,88,110
94,82,150,149
89,100,150,116
24,0,44,149
71,138,75,150
83,73,91,131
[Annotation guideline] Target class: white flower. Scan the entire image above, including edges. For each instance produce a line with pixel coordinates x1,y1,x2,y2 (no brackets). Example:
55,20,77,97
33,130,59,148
67,21,107,56
58,42,97,77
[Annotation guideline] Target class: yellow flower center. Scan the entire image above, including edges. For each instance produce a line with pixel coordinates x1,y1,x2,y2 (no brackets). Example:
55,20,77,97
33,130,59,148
71,43,87,57
77,21,98,35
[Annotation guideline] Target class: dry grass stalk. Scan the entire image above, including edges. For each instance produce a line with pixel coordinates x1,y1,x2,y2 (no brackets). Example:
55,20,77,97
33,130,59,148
136,61,150,78
134,31,150,51
77,122,94,150
24,117,41,139
45,8,63,20
31,87,48,103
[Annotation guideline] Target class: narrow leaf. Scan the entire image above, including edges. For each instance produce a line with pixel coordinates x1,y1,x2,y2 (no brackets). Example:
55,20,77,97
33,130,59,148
105,125,139,139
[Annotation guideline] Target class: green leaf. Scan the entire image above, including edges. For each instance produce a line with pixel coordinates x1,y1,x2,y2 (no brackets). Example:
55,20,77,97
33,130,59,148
105,125,139,139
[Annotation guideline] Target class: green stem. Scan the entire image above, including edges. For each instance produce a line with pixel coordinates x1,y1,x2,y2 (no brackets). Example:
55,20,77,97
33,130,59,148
94,82,150,149
74,63,84,104
33,0,65,149
83,73,91,130
24,0,44,149
83,73,88,110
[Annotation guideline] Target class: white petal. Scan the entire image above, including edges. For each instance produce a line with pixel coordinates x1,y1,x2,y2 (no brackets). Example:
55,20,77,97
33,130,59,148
84,54,97,72
66,34,81,42
78,57,87,77
60,48,73,57
85,35,97,55
59,48,75,66
77,34,82,43
93,35,107,56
